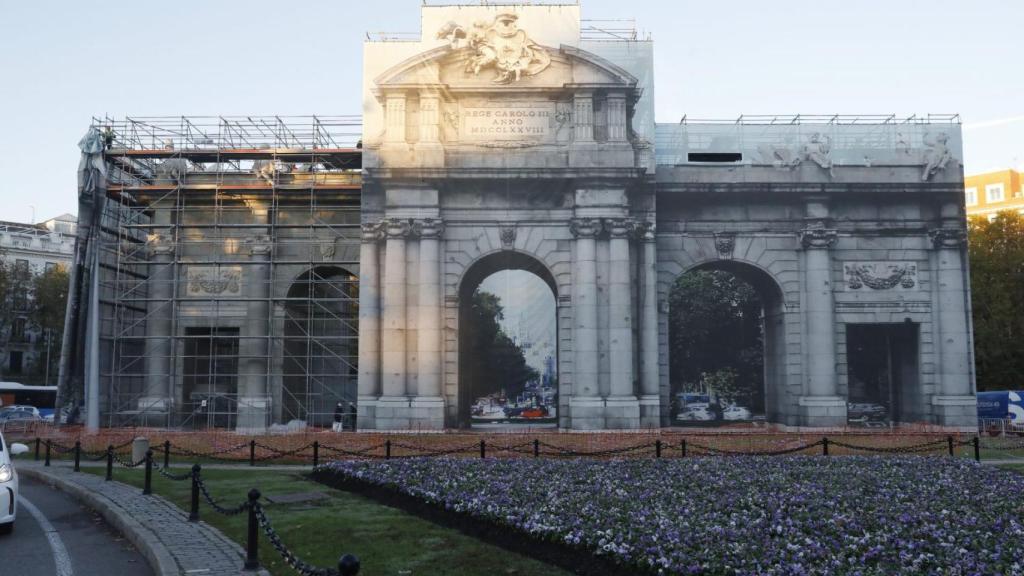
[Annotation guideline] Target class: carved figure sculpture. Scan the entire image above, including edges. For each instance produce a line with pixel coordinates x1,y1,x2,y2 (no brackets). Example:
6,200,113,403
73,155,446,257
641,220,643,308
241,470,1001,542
155,158,191,183
921,132,952,181
439,13,550,84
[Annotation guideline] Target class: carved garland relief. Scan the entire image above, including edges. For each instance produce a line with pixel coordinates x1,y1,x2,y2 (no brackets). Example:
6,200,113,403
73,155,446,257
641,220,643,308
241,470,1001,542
843,262,917,291
187,266,242,296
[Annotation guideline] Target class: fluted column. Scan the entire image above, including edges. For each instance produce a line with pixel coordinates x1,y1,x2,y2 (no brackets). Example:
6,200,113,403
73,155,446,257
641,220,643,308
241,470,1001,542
638,221,660,426
797,226,844,426
573,93,594,143
384,94,407,144
570,218,603,429
607,92,628,143
607,219,635,397
356,222,382,427
412,218,446,429
381,218,410,399
929,227,975,427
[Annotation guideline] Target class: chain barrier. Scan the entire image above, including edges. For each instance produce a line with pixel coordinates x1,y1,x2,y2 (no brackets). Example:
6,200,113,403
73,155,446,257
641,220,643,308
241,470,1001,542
389,441,480,457
113,453,148,469
318,443,387,459
687,440,824,457
534,440,655,458
151,460,194,481
253,504,343,576
169,442,252,460
194,474,250,516
828,438,948,454
250,442,315,462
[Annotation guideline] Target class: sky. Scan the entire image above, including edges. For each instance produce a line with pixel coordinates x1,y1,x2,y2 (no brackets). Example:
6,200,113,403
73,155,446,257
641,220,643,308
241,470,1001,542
478,270,557,374
0,0,1021,222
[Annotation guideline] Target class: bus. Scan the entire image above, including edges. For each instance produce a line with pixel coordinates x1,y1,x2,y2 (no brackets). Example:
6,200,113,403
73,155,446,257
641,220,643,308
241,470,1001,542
0,382,58,421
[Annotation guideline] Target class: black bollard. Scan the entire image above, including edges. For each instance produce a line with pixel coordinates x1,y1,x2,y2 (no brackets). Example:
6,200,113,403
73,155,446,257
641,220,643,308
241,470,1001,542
74,441,81,472
164,440,171,469
822,437,830,456
44,441,51,467
249,440,256,467
947,435,954,457
313,441,320,468
34,438,40,461
385,439,391,460
143,449,153,495
338,553,361,576
480,439,486,459
189,464,201,522
681,439,687,458
105,445,114,481
973,436,980,462
655,439,662,459
533,439,539,458
244,489,261,570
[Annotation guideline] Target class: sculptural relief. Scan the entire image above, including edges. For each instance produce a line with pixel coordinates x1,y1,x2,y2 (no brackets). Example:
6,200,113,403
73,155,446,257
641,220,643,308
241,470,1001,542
187,266,242,296
920,132,953,181
844,262,917,291
437,13,551,84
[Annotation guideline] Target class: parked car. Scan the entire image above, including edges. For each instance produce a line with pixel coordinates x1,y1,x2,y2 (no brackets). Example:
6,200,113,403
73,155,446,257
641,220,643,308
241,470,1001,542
847,402,888,426
0,406,41,423
722,404,753,421
676,403,714,421
0,431,31,534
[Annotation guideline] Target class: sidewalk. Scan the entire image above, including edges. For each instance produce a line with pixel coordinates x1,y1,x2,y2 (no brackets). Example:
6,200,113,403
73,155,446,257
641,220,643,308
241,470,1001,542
18,461,267,576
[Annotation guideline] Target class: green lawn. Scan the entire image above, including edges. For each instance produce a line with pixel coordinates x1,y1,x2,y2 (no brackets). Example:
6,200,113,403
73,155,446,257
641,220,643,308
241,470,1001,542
81,467,569,576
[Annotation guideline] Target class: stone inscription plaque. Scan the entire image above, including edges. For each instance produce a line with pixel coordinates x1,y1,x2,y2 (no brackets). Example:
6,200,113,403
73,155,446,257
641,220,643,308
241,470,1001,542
461,102,553,142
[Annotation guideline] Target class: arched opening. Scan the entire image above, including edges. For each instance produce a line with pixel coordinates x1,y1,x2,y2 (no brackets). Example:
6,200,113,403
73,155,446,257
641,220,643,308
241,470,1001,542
667,260,786,427
282,266,359,427
457,251,558,429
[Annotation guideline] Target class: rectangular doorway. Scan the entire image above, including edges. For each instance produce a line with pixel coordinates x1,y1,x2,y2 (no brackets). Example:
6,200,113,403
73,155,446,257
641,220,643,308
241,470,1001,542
845,323,920,427
183,327,239,428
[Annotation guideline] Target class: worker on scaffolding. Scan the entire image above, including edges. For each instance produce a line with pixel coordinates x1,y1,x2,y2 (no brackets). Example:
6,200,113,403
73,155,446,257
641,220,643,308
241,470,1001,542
333,401,344,432
101,126,116,150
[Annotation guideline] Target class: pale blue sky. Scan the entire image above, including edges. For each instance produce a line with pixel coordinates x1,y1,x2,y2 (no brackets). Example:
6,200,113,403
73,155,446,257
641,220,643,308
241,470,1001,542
0,0,1020,221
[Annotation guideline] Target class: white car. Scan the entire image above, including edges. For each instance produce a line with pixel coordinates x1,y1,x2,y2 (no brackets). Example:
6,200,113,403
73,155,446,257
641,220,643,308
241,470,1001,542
676,403,714,421
0,431,30,534
723,405,753,421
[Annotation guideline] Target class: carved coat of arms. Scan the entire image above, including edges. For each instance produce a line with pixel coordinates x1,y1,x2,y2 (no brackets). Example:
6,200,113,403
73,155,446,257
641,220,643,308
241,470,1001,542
437,13,551,84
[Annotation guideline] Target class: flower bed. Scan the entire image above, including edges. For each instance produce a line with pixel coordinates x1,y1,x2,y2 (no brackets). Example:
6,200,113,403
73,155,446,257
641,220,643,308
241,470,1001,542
317,457,1024,575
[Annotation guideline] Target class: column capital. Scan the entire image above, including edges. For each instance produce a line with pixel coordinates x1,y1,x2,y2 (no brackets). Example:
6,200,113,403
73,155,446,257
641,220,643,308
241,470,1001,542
383,217,412,240
361,221,384,243
146,233,175,256
569,218,603,239
245,234,273,255
637,220,656,242
606,217,635,239
412,218,445,239
798,228,838,250
929,228,967,249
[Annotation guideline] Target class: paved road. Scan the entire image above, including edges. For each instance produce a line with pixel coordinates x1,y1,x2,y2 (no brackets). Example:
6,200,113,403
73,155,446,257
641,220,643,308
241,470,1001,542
0,476,152,576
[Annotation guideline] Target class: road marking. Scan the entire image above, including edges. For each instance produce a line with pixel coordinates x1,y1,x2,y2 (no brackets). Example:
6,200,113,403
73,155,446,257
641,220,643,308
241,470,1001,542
18,494,74,576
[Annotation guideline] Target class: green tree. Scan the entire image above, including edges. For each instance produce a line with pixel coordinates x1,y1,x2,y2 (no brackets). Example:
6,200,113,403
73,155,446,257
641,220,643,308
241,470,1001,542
0,258,35,379
464,289,539,400
29,264,69,383
668,269,764,408
968,212,1024,391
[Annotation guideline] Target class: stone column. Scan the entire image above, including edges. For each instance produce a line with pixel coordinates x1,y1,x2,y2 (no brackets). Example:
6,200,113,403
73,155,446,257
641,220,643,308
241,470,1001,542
238,202,272,432
606,219,640,428
140,226,174,425
378,217,411,428
797,226,845,427
356,222,382,428
413,218,445,429
929,227,976,426
638,221,660,427
569,218,603,429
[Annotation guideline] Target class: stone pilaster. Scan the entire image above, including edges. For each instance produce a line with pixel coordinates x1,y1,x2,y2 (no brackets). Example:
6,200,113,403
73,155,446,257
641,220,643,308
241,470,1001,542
412,218,445,429
569,217,604,429
414,92,444,167
638,221,660,427
929,227,976,427
605,218,639,428
573,93,594,143
378,218,411,429
356,222,383,429
797,225,845,427
384,94,407,144
606,92,628,142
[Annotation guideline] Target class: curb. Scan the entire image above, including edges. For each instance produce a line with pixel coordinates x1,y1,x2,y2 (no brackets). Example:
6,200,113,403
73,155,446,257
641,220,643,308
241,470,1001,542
18,463,270,576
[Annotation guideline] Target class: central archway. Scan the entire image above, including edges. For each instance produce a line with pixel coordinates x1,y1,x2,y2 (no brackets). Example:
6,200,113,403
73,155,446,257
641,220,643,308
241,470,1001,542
457,251,558,429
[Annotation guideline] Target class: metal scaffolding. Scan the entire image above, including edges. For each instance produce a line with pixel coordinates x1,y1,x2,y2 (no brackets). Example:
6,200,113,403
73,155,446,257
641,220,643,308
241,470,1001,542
88,116,363,429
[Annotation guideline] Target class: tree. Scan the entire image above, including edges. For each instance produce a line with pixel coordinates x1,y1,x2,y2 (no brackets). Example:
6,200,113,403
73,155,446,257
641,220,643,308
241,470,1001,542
0,258,35,379
464,289,539,400
968,212,1024,391
668,269,764,408
30,265,70,384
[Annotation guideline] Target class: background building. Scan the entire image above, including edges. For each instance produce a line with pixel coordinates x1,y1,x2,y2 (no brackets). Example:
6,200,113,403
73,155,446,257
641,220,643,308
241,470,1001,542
964,169,1024,219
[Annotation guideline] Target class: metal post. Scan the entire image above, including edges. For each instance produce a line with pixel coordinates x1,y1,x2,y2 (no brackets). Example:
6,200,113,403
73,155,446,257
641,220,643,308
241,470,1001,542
105,445,113,481
85,247,100,432
34,438,40,461
189,464,201,522
44,441,51,467
245,489,261,570
479,439,486,459
74,441,81,472
385,439,391,460
655,439,662,459
947,435,954,457
313,441,320,468
822,437,829,456
143,449,153,495
249,440,256,467
533,439,539,458
338,554,361,576
681,439,687,458
164,440,171,469
973,436,980,462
